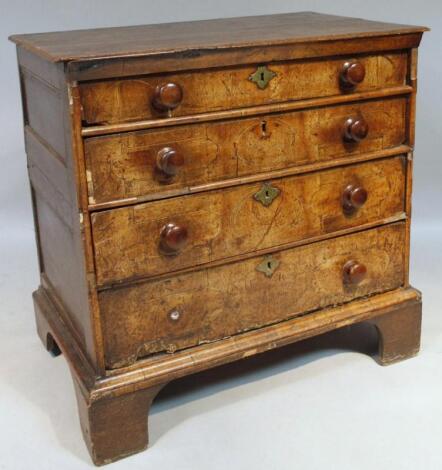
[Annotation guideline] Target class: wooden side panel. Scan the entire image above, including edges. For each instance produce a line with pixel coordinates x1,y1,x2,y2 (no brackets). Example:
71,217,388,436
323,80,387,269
92,157,406,285
85,97,407,205
80,52,407,125
17,47,64,88
21,69,66,157
33,197,90,344
18,48,100,370
99,223,406,368
25,127,71,222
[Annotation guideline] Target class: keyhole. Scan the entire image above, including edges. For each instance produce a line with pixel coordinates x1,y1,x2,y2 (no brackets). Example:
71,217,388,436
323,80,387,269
261,120,267,137
267,261,272,269
260,71,265,82
265,190,270,198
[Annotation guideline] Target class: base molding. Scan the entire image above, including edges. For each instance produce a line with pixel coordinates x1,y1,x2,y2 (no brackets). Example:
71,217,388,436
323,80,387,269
33,285,422,465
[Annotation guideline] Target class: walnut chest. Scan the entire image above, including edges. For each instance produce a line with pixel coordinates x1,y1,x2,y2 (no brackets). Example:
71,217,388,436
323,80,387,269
10,12,428,465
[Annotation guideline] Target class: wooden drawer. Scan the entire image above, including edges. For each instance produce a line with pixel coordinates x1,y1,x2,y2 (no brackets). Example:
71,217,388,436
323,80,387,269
92,157,406,286
100,222,406,368
80,52,407,126
85,97,406,206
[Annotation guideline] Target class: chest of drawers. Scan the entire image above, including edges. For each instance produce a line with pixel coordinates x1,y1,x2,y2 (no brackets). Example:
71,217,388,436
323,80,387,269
10,12,428,465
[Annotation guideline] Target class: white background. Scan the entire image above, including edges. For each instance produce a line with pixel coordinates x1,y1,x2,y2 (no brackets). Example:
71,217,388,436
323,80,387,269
1,1,441,469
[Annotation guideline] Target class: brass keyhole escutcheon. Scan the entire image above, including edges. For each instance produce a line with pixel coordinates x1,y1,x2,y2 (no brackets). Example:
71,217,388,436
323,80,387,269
256,255,280,278
253,182,280,207
249,65,277,89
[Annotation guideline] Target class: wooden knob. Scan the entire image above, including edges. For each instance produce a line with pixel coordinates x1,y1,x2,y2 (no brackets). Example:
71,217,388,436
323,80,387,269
343,260,367,286
342,184,368,213
343,117,369,142
152,83,183,111
340,61,366,89
155,147,184,182
159,223,188,255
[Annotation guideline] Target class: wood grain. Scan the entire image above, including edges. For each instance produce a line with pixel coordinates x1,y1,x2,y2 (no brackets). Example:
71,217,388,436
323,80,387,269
73,378,165,465
99,223,406,368
18,42,102,371
92,157,406,285
67,34,423,82
33,273,421,464
81,86,412,138
87,146,411,211
34,279,421,393
368,298,421,365
85,97,406,204
21,69,66,157
9,12,427,63
25,126,72,226
11,11,427,465
80,52,407,125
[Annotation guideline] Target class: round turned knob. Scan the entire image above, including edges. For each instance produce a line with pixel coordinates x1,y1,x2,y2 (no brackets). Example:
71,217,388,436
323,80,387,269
159,223,188,255
152,83,183,112
340,61,366,89
155,147,184,181
343,117,369,142
342,184,368,213
343,260,367,286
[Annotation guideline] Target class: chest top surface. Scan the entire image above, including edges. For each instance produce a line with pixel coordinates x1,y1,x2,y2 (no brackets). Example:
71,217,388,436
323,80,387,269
9,11,427,63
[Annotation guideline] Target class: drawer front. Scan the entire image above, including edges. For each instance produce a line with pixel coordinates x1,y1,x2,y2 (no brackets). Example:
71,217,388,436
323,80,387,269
100,223,406,368
92,157,405,285
85,97,406,205
80,52,407,125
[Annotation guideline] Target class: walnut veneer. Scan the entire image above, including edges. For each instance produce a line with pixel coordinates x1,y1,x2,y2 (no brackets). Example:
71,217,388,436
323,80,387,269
10,11,427,465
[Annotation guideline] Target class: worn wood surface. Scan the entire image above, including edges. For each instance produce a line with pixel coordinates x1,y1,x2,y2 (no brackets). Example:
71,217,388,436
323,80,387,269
81,87,412,138
9,12,427,63
69,34,424,83
11,11,427,465
87,146,410,211
85,97,406,205
33,270,421,464
19,54,101,369
25,126,71,226
80,53,407,125
17,47,64,88
92,157,406,285
34,279,421,393
33,285,97,394
73,377,165,465
20,66,66,157
99,223,406,368
369,297,421,364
